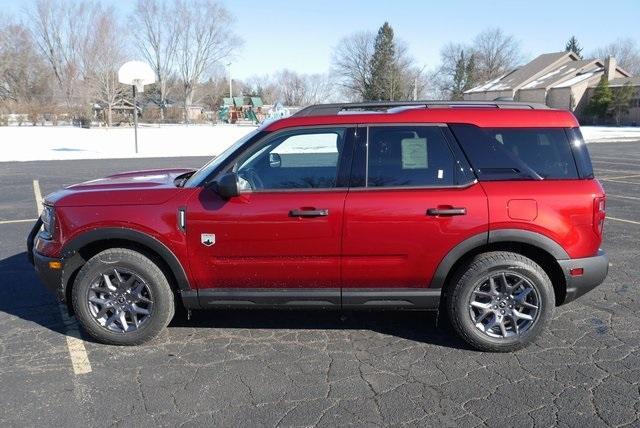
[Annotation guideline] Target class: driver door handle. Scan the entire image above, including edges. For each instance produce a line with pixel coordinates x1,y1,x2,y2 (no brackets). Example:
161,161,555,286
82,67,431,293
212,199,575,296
426,207,467,216
289,208,329,217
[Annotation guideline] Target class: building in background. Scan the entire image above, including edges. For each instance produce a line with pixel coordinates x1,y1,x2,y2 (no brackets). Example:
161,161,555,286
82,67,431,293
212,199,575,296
464,51,640,125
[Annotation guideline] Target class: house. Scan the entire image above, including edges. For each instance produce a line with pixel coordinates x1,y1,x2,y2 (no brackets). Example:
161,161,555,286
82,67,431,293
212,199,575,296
464,51,640,125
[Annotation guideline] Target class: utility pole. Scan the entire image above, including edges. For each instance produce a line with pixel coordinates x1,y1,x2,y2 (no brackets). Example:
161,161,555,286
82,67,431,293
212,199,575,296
227,62,232,98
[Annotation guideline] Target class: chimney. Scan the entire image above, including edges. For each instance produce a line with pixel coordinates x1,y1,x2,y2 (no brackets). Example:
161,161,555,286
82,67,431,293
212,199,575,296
604,56,616,81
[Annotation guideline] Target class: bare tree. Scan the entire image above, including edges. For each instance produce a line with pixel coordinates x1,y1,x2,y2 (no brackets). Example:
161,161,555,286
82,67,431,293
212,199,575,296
175,0,240,120
131,0,181,120
591,38,640,75
301,73,336,104
29,0,102,111
331,31,374,101
84,7,126,126
472,27,522,81
0,17,52,116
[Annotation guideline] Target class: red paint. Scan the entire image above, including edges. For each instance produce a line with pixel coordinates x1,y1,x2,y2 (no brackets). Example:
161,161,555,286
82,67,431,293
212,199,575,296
35,107,604,295
342,185,488,288
265,108,579,132
481,180,605,258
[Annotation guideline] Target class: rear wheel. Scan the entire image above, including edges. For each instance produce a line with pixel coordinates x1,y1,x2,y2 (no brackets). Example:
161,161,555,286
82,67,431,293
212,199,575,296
71,248,175,345
446,251,554,352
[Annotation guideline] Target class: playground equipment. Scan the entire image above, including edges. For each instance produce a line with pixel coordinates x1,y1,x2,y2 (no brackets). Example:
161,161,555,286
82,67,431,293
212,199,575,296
217,96,265,124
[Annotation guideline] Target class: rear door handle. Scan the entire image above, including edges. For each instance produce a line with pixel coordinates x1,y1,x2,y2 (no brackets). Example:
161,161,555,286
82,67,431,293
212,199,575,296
289,208,329,217
426,207,467,216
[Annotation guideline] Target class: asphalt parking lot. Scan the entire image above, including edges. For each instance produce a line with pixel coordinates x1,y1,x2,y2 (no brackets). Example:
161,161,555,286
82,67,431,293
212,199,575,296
1,143,640,427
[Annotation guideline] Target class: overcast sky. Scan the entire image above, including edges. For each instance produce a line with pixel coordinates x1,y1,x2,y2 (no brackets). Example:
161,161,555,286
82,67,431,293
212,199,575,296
3,0,639,80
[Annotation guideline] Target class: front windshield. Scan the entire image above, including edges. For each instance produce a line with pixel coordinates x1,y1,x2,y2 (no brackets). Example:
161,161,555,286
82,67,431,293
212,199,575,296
184,128,262,187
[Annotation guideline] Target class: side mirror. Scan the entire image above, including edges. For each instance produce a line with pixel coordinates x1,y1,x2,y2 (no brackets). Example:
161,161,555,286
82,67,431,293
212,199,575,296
213,172,240,199
269,152,282,168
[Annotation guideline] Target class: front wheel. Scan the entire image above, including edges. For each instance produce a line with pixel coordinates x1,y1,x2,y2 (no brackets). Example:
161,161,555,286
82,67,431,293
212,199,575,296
446,251,555,352
71,248,175,345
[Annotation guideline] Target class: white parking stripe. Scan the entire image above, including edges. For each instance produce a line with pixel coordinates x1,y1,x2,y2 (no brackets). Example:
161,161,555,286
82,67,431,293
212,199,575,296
606,216,640,225
592,160,640,167
600,179,640,185
32,179,92,375
599,174,640,180
0,218,38,224
607,194,640,202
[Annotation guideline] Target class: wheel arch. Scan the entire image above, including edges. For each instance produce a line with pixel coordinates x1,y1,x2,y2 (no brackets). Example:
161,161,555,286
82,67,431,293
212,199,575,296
431,230,568,305
61,228,191,310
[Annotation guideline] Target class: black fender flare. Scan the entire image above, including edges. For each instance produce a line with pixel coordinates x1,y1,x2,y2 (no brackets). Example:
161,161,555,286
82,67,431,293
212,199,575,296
429,229,568,289
62,227,191,291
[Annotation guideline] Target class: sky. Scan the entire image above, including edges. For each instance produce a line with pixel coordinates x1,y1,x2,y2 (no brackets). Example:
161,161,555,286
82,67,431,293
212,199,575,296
2,0,639,80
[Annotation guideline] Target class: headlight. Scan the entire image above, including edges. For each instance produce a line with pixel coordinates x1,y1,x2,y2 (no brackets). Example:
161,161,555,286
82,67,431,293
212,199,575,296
40,205,56,240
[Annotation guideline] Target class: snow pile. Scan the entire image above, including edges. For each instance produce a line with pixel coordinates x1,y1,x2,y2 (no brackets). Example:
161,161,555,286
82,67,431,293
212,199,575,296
0,124,257,162
1,124,639,162
580,126,640,143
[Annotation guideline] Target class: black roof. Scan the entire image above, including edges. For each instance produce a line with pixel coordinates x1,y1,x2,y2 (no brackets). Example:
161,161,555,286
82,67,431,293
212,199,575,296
293,101,549,117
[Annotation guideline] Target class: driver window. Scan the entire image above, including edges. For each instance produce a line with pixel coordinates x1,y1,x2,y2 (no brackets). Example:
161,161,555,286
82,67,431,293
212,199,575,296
236,129,344,190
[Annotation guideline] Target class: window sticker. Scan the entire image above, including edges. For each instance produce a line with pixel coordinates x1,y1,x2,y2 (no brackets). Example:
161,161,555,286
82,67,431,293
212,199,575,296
401,138,428,169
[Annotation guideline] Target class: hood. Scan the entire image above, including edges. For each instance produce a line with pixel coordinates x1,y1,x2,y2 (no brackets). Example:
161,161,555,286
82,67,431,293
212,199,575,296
45,168,196,207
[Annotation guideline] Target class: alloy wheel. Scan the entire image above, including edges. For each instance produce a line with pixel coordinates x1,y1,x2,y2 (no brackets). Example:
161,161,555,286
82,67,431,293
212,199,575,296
468,271,540,338
86,267,154,333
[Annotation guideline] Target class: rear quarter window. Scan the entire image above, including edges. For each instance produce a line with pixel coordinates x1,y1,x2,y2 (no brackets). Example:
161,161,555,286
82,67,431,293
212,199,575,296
449,124,581,180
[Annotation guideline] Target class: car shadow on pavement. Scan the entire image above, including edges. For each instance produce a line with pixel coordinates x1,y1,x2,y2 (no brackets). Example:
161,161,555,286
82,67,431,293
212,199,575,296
0,251,469,350
0,252,67,335
170,308,469,350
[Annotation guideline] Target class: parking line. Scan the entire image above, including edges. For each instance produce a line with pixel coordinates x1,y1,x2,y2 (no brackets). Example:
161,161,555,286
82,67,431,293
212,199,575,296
607,194,640,202
600,179,640,185
599,173,640,180
32,179,92,375
592,160,640,167
606,216,640,225
0,218,38,225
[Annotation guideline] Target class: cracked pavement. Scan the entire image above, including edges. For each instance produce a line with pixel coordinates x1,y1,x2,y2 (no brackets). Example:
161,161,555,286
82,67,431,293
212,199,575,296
1,144,639,427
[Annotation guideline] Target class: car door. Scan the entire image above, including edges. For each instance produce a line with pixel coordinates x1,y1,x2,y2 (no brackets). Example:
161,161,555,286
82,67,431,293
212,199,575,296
186,127,355,306
341,124,488,305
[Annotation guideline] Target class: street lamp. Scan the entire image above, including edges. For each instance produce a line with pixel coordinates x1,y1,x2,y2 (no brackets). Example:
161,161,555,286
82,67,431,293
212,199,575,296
118,61,156,154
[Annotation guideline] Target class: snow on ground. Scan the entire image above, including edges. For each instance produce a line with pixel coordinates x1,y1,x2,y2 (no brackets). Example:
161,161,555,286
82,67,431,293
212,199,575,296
1,124,639,162
0,124,257,162
580,126,640,143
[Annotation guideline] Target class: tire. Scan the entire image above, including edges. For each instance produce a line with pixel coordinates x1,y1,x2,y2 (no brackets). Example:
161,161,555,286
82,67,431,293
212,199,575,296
71,248,175,346
446,251,555,352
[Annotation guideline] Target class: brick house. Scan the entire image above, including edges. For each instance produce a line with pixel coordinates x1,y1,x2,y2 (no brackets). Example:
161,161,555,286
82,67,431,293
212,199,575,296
464,51,640,125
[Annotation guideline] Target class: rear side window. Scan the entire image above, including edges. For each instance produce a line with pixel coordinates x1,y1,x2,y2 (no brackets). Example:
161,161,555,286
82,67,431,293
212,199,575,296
450,124,580,180
366,126,456,187
566,127,594,179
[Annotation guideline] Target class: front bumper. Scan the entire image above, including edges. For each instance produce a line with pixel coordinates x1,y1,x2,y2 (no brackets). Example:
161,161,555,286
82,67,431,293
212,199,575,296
558,250,609,304
28,218,65,301
32,250,64,300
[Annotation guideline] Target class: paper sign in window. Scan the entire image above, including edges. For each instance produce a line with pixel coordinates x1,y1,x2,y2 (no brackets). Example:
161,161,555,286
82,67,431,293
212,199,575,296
401,138,428,169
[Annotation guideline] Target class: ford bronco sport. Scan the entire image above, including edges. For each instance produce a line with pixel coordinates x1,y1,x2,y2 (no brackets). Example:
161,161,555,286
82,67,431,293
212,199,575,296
28,101,609,352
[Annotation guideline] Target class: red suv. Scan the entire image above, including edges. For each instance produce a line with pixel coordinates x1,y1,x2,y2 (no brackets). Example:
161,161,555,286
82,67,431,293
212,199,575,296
28,101,608,352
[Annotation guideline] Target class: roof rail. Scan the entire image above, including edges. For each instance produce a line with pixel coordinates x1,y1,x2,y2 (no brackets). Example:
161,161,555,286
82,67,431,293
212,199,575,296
293,101,549,117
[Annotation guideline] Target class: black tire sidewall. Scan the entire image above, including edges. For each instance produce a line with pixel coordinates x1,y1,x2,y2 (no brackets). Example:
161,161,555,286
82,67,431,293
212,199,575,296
72,249,174,345
449,253,555,352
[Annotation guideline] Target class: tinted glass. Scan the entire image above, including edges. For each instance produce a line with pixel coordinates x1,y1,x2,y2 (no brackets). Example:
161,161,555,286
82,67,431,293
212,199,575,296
236,128,345,190
367,126,456,187
567,127,594,178
449,124,579,180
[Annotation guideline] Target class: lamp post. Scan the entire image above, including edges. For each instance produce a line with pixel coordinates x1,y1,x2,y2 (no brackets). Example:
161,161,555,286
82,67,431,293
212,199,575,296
118,61,156,154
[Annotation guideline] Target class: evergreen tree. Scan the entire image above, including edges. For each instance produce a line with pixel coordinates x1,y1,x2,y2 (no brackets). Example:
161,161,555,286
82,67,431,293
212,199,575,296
451,51,467,100
464,53,477,91
565,36,583,59
609,81,635,125
365,22,396,101
587,76,613,122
